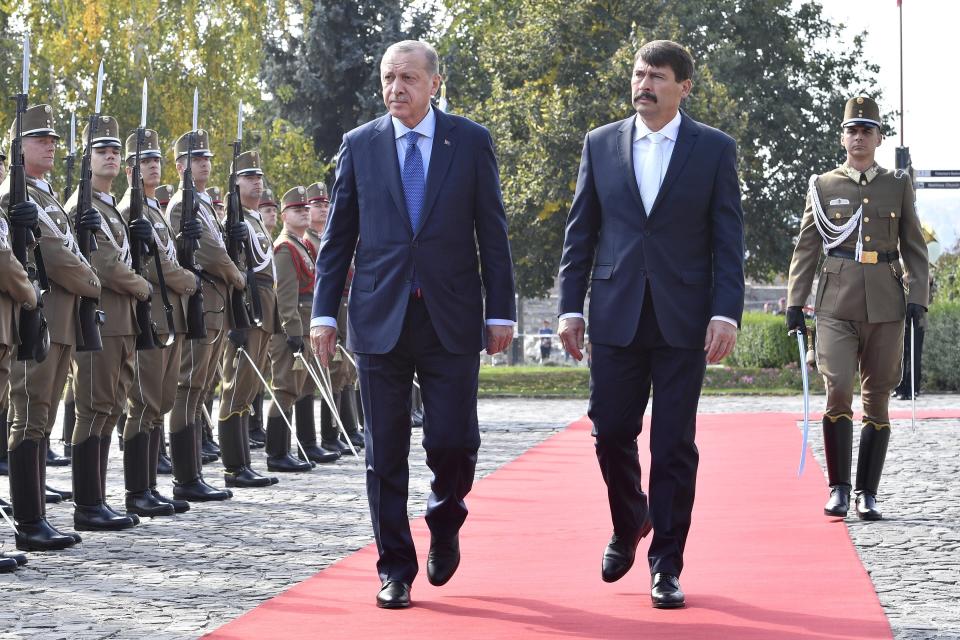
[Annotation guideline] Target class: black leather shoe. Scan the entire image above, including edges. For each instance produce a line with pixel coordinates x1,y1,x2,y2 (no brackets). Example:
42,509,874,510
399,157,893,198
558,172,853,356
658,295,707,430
347,432,364,449
376,581,411,609
2,550,28,566
224,466,274,488
151,489,190,513
267,453,313,472
601,518,652,583
337,437,358,456
249,427,266,447
651,573,685,609
156,452,173,475
0,557,17,573
321,439,351,456
824,484,851,517
855,492,883,521
301,443,340,464
427,534,461,586
201,439,220,463
173,479,232,502
125,490,176,517
73,503,137,531
14,519,77,551
46,447,71,466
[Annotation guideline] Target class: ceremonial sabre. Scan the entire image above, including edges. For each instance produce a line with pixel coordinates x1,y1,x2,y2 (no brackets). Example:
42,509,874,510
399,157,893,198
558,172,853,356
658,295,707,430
236,346,309,460
910,321,916,431
298,352,360,458
792,328,811,477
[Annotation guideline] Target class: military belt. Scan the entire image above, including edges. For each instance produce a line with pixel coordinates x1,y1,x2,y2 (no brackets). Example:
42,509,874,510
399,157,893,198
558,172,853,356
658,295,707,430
827,248,899,264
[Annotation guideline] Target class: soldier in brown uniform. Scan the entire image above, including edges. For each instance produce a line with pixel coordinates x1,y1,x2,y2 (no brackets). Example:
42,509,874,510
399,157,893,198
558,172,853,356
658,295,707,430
266,187,335,470
118,129,199,515
258,189,278,236
64,116,153,530
304,181,362,453
2,105,101,549
786,96,928,521
156,184,173,210
207,186,225,222
217,150,281,487
167,129,247,501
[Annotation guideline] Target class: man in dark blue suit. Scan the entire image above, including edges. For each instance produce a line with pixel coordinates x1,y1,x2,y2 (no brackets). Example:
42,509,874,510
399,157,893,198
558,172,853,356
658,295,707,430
558,40,745,609
310,40,516,609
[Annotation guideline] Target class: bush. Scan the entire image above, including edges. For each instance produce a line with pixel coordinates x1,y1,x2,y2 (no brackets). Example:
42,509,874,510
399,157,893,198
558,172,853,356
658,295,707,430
726,312,799,368
933,252,960,304
923,301,960,392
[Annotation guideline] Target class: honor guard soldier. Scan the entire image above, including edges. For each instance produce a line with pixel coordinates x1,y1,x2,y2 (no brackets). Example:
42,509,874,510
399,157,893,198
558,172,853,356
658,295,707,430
247,187,279,446
65,115,152,530
786,96,928,521
118,128,198,515
207,186,225,222
266,186,335,470
156,184,173,211
167,128,247,501
216,150,281,487
1,104,101,549
258,188,279,235
305,181,362,453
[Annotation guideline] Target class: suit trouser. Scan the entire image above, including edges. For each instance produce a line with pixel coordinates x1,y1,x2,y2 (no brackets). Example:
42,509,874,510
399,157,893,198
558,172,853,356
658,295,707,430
588,290,705,578
172,330,220,434
815,314,904,424
356,296,481,584
8,342,74,450
72,335,136,443
126,335,184,439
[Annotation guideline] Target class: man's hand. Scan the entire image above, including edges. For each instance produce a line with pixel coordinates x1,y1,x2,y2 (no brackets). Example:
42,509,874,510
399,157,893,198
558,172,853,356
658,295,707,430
310,325,337,367
559,316,586,361
9,201,39,229
182,218,203,241
79,208,102,231
227,329,248,349
786,306,807,336
906,302,926,326
286,335,304,355
129,217,154,245
704,319,737,365
227,221,249,244
486,324,514,356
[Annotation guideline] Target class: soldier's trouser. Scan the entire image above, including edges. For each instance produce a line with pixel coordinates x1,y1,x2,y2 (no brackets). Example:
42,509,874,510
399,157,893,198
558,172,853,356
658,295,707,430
126,334,184,440
815,314,904,424
72,335,136,443
195,330,225,426
268,334,307,416
329,349,358,393
8,342,74,450
172,330,221,434
219,328,272,420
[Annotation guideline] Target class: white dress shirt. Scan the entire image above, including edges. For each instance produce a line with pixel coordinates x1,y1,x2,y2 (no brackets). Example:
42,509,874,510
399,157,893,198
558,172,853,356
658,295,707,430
311,107,514,329
560,111,736,329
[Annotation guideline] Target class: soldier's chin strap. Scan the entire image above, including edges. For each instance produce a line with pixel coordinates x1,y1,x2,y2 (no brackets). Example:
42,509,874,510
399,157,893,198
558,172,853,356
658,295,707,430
809,174,865,261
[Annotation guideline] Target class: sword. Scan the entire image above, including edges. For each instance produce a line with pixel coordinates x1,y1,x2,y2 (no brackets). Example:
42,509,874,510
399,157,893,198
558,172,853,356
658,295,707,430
791,328,811,477
0,502,18,534
298,351,360,458
910,320,917,432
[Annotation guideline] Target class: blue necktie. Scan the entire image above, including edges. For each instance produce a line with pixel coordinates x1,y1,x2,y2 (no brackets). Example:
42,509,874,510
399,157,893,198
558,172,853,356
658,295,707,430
402,130,425,232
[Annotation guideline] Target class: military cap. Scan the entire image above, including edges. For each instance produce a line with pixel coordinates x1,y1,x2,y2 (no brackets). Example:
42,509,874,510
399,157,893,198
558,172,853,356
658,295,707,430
281,186,309,211
81,115,122,149
173,129,214,159
8,104,60,140
232,150,264,176
124,128,162,161
156,184,173,206
306,181,329,203
842,96,881,129
206,186,223,205
259,188,277,208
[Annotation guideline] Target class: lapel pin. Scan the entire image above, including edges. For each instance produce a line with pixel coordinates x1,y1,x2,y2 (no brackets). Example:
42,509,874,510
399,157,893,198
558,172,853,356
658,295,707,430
444,139,451,146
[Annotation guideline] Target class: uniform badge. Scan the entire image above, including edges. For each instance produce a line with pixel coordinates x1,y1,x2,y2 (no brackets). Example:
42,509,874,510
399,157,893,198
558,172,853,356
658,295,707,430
829,198,850,206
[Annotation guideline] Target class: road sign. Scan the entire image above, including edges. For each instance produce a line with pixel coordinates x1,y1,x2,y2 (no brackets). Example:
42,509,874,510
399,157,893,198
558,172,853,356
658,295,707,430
916,170,960,178
915,181,960,189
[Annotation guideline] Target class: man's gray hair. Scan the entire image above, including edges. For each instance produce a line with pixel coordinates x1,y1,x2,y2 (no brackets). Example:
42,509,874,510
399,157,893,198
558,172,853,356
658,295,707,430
382,40,440,76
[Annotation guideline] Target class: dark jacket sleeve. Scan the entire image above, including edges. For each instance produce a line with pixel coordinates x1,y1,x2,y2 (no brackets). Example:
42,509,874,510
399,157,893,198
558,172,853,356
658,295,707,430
708,137,746,323
557,133,601,316
473,128,516,321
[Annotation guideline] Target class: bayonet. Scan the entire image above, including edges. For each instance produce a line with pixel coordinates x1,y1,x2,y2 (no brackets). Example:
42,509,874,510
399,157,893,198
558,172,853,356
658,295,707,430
69,112,76,156
237,100,243,141
140,78,147,128
192,87,198,132
22,35,30,94
94,60,104,114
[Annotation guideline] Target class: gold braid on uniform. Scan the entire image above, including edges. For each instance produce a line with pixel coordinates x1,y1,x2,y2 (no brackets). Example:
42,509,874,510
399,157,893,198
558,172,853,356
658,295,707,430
863,419,891,431
824,413,854,423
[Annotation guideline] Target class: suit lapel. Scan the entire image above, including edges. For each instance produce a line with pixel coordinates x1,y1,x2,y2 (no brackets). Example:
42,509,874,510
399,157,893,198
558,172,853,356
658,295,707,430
416,109,457,238
648,112,700,218
617,116,648,217
371,114,413,235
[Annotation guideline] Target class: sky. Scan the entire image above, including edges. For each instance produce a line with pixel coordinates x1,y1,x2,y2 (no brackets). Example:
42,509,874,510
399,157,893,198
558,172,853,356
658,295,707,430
815,0,960,251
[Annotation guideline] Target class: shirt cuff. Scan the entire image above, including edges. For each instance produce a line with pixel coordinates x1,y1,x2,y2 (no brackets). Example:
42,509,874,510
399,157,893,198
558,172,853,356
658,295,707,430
485,319,515,326
558,312,585,321
310,316,337,329
711,315,738,328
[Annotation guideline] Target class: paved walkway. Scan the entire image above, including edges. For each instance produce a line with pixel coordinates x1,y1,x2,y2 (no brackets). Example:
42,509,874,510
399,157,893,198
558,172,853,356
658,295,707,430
1,394,957,639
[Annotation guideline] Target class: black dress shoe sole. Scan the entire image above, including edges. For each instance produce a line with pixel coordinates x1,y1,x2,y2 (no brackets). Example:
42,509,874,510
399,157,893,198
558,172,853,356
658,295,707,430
652,600,686,609
2,551,28,566
856,511,882,521
0,558,17,573
601,519,653,583
15,537,75,552
824,508,848,517
376,599,412,609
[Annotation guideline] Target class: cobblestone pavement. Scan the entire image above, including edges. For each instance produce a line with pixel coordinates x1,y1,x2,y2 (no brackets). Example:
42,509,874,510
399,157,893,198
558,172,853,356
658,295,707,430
2,394,957,639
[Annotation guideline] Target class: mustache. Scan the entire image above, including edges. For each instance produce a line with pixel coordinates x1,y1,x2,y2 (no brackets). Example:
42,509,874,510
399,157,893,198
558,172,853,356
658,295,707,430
633,91,657,103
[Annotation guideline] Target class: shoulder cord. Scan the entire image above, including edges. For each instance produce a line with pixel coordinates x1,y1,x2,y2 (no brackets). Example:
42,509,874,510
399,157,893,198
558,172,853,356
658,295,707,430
808,174,864,261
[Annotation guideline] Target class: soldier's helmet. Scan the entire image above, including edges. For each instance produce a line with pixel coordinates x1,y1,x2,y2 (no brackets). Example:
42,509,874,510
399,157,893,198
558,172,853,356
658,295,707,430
82,116,122,149
281,186,309,211
306,181,329,204
124,129,162,162
841,96,881,129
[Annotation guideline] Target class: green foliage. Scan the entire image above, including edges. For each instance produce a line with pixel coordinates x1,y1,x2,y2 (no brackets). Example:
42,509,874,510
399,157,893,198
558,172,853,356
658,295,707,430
726,312,798,368
931,252,960,304
923,302,960,392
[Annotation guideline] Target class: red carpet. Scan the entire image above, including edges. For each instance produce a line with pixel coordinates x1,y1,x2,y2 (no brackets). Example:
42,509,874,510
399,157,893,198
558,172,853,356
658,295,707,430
206,407,956,639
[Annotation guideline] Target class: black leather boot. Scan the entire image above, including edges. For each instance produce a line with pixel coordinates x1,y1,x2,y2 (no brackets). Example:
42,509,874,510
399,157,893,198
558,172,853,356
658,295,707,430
266,414,312,472
0,412,9,476
339,390,364,449
9,440,76,551
241,415,277,485
62,400,75,458
296,395,339,463
222,414,272,488
201,416,220,461
148,426,189,513
100,434,139,524
319,392,346,457
72,436,136,531
171,424,231,502
156,421,173,475
116,414,126,451
248,392,266,448
855,421,890,521
124,432,174,517
45,436,71,466
40,437,71,501
822,415,853,517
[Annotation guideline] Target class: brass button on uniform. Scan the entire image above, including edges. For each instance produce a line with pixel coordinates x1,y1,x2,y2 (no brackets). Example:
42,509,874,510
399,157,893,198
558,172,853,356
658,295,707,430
890,212,896,218
834,213,841,219
864,235,871,242
863,197,870,204
864,216,870,223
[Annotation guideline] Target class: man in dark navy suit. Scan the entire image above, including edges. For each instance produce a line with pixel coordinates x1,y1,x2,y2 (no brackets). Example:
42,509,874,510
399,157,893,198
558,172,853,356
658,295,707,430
558,40,745,609
310,40,516,609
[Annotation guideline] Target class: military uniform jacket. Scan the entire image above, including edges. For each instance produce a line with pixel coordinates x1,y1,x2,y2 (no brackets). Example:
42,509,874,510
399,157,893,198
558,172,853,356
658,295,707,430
0,176,100,346
166,186,245,331
65,188,150,337
244,208,280,335
274,228,314,338
787,164,929,323
117,191,197,334
0,204,38,348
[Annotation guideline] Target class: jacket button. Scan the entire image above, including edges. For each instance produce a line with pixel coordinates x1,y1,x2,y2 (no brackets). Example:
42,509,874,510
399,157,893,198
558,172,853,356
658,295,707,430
864,216,870,223
864,235,871,242
863,197,869,204
890,212,896,217
834,213,841,219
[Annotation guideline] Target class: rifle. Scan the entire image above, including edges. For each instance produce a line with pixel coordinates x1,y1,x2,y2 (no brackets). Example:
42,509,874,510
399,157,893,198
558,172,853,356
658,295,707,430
73,60,106,353
10,35,50,363
177,88,206,340
225,100,262,329
63,113,76,203
130,79,159,350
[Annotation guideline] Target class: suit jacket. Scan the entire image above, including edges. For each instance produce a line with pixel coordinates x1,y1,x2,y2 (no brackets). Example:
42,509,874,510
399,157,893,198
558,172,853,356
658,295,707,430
312,109,516,355
558,112,745,350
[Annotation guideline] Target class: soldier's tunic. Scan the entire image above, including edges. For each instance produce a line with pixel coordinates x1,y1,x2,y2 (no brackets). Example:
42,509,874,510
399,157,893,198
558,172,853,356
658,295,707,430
787,163,929,424
64,188,150,443
0,203,38,405
0,176,100,449
118,191,197,438
269,228,315,414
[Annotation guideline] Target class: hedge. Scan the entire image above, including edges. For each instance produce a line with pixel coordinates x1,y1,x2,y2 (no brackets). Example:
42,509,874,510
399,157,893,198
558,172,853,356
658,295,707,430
923,301,960,391
726,311,798,368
